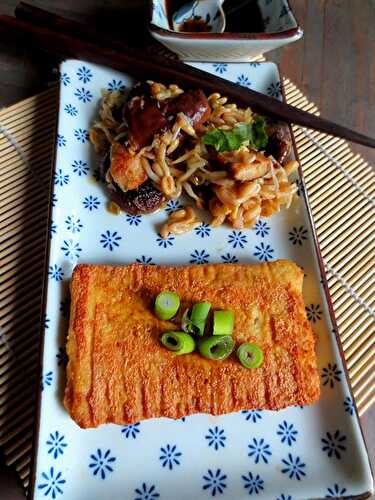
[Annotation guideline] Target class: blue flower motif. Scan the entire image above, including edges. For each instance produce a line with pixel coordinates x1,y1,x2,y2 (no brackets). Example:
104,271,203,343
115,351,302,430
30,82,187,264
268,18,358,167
126,214,142,226
228,230,247,249
325,484,347,497
107,79,126,92
343,396,355,416
54,169,69,186
279,4,290,17
56,134,66,147
74,128,89,143
83,195,100,211
253,242,274,261
46,431,67,459
134,483,160,500
165,199,183,214
156,233,175,248
41,371,53,391
322,363,342,388
159,444,182,470
281,453,306,480
190,249,210,264
37,467,66,498
51,193,58,207
89,449,116,479
288,226,308,246
205,426,226,450
56,347,68,367
213,63,228,74
74,87,93,103
72,159,89,176
64,103,78,116
121,422,140,439
60,72,70,86
321,430,347,459
221,253,238,263
267,81,282,98
50,221,57,239
60,239,82,260
77,66,93,84
241,409,263,423
277,495,292,500
65,215,83,233
249,62,261,67
202,468,227,496
248,438,272,464
254,220,270,238
277,421,298,446
242,471,264,494
237,74,252,88
136,256,155,265
43,314,50,329
195,223,211,238
100,230,122,251
48,265,64,282
305,304,322,322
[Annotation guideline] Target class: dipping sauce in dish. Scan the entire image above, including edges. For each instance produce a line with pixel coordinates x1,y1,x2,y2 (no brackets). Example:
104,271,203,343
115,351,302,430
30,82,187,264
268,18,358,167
167,0,265,33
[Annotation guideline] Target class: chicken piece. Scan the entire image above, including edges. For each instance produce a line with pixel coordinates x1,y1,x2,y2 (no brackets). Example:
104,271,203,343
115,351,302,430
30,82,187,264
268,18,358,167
109,142,147,191
64,261,320,428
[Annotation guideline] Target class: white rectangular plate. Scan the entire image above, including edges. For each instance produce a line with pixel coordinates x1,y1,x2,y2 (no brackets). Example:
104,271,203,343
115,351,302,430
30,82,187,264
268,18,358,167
31,60,373,500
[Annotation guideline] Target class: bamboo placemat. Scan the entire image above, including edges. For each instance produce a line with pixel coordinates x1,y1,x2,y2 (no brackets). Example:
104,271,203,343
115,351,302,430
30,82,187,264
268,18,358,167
0,79,374,491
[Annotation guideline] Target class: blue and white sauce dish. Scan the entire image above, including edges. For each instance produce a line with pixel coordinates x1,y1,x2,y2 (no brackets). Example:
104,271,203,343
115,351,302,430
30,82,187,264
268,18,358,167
149,0,303,61
30,60,373,500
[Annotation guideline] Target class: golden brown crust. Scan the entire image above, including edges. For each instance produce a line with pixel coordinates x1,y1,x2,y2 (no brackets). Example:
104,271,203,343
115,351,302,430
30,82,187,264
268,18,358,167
64,260,320,428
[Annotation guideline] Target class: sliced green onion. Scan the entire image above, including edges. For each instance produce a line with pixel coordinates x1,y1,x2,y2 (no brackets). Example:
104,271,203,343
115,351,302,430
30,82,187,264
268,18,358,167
191,301,211,336
213,310,234,336
154,291,180,320
181,308,199,335
160,331,195,355
198,335,234,361
236,342,264,369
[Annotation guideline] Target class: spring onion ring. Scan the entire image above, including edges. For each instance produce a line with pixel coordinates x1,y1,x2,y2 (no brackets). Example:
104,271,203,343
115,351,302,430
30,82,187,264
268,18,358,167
190,301,211,336
236,342,264,368
154,291,180,320
160,331,195,355
213,310,234,336
198,335,234,361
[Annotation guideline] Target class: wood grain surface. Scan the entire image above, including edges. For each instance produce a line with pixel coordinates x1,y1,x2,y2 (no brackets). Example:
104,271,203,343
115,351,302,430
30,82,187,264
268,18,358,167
0,1,374,498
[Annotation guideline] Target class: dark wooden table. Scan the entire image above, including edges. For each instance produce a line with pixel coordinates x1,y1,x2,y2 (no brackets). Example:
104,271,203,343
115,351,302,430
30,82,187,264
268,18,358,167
0,1,373,498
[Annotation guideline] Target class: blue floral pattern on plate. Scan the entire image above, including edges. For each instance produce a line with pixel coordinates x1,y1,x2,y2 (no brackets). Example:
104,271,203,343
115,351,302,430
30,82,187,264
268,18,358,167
31,59,373,500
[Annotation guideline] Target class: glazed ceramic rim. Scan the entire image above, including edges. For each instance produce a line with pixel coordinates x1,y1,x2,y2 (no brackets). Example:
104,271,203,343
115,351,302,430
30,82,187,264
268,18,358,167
148,0,303,41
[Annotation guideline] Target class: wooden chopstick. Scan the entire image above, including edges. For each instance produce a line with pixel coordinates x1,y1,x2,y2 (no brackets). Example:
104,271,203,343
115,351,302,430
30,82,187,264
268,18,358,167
2,6,375,149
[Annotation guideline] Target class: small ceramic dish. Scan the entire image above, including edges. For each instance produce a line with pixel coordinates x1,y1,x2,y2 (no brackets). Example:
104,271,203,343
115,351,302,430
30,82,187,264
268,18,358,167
148,0,303,62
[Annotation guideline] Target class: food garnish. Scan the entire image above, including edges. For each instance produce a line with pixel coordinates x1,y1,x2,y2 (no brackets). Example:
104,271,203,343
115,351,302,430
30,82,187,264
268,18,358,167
202,117,268,152
198,335,235,361
160,331,195,355
154,291,180,320
190,301,211,336
236,342,264,369
213,310,234,336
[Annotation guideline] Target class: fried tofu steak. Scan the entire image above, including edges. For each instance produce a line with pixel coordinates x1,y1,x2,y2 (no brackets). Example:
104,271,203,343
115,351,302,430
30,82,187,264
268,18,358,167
64,261,320,428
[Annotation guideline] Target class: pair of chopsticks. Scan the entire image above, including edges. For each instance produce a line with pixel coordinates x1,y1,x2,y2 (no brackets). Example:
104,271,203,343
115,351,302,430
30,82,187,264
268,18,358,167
0,2,374,149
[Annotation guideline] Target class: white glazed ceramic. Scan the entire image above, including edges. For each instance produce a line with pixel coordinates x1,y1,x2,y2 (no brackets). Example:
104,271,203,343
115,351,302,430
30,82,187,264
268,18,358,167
29,60,373,500
149,0,303,61
172,0,226,33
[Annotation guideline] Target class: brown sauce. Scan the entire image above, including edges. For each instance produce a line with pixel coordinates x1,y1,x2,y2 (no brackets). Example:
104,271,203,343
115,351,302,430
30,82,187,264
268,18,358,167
166,0,265,33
